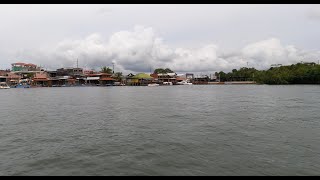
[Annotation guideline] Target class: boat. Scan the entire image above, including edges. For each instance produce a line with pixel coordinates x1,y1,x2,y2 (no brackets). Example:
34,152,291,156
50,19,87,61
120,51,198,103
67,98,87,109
0,82,10,89
177,80,193,85
163,82,173,86
148,83,159,87
14,83,31,88
16,85,31,88
11,80,31,88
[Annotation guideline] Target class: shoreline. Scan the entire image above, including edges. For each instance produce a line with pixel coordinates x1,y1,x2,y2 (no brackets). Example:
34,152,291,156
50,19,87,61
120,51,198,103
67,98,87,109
4,83,320,89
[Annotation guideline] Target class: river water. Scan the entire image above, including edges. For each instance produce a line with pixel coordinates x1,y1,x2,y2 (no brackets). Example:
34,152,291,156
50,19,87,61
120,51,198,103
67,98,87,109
0,85,320,176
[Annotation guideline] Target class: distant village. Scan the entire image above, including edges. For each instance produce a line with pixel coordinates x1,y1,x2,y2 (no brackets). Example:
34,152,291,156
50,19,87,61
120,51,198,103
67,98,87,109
0,62,256,88
0,62,209,88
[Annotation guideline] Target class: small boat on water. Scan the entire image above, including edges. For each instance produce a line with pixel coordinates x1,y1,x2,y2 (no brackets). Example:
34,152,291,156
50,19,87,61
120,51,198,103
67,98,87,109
163,82,173,86
11,79,31,88
148,83,159,87
177,80,193,85
14,83,31,88
0,82,10,89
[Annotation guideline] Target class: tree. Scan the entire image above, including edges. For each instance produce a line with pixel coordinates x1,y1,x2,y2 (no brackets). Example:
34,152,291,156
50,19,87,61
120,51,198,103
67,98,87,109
248,63,320,84
164,68,174,73
154,68,174,74
218,71,227,82
101,66,113,74
113,72,123,82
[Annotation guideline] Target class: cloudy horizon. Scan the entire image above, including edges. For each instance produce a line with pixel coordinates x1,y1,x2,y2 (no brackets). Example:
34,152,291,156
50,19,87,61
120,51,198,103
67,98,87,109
1,4,320,74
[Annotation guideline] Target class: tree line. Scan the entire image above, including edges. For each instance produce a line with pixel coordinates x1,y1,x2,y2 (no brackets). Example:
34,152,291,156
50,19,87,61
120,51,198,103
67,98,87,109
216,63,320,84
101,63,320,84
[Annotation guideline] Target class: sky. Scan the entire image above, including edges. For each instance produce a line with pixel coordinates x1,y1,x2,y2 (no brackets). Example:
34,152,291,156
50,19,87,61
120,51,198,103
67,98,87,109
0,4,320,74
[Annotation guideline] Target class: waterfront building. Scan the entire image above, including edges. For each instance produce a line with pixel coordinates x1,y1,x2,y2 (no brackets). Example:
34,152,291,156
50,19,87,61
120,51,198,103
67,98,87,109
125,73,135,85
0,76,7,83
56,68,86,86
0,70,9,83
192,75,210,85
32,71,50,87
57,68,83,76
11,63,41,72
58,76,75,87
9,62,43,87
6,72,21,86
0,70,10,76
127,73,153,86
85,73,115,86
157,73,178,84
176,76,187,83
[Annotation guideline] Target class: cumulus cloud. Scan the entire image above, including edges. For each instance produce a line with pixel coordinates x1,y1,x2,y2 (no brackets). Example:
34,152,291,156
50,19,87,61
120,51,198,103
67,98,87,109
241,38,319,69
15,26,320,74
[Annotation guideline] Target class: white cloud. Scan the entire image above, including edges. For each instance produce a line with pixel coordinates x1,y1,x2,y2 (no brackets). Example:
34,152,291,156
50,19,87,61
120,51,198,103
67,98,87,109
241,38,319,69
15,26,320,74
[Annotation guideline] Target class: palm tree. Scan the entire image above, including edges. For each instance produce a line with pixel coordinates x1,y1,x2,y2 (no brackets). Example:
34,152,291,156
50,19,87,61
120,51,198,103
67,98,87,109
101,66,113,74
114,72,123,82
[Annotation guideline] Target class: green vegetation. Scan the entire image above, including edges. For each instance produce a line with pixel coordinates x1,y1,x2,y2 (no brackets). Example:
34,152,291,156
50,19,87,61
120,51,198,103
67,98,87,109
217,63,320,85
216,67,258,82
100,66,113,74
154,68,174,74
113,72,123,82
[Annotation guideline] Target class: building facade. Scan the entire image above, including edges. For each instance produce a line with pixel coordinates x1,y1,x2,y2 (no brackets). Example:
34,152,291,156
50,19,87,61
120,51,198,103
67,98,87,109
12,63,41,72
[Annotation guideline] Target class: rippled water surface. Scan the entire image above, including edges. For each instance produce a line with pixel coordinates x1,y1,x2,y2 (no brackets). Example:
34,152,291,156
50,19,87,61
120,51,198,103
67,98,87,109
1,85,320,176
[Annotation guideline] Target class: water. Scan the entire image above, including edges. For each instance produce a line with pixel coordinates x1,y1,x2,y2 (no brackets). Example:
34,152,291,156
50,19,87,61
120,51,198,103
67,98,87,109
0,85,320,176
